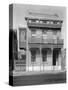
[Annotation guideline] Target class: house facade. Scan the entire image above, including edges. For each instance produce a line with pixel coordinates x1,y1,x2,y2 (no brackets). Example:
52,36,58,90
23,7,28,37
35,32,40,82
13,13,66,74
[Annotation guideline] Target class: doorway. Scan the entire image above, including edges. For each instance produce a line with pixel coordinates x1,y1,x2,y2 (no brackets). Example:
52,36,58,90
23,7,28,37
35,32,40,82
53,48,61,66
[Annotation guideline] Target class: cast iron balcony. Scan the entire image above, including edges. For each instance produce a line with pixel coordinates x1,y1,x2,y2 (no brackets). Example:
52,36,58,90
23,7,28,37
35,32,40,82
28,36,63,44
28,36,42,43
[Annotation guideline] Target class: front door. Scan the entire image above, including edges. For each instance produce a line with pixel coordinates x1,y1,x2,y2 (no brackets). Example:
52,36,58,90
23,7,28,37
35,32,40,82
53,48,61,66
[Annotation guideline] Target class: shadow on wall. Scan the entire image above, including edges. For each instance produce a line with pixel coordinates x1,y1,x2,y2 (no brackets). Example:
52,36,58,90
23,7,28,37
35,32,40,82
9,29,18,71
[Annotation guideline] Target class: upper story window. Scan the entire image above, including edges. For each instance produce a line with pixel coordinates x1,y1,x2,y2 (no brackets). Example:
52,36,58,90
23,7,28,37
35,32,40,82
47,30,53,38
42,30,47,38
57,31,61,39
31,29,36,37
19,28,26,49
42,30,47,34
31,29,42,38
19,29,26,43
36,30,42,38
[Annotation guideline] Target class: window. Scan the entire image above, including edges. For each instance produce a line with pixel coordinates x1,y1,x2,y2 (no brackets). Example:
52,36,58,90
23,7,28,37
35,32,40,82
42,30,47,34
19,29,26,49
19,54,26,64
19,29,26,42
21,55,26,61
42,30,47,40
31,30,36,37
57,31,61,39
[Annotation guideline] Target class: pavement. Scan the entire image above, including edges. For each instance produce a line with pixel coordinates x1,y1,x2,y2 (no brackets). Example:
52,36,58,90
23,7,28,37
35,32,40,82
9,71,66,86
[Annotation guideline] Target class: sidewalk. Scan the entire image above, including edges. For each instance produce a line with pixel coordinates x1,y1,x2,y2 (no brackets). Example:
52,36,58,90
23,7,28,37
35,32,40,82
12,69,66,76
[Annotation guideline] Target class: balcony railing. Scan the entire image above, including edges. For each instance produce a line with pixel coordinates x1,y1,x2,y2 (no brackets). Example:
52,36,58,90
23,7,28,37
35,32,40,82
14,60,26,71
43,39,63,44
28,37,42,43
13,49,66,72
28,37,63,44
